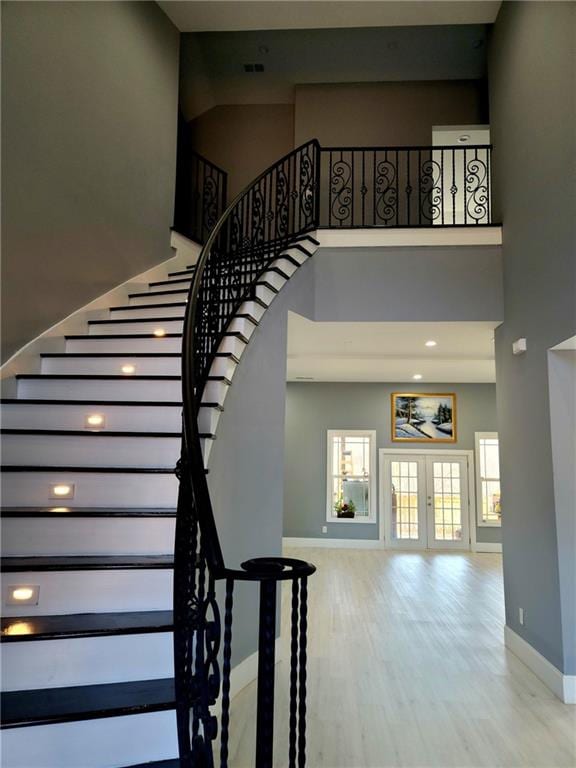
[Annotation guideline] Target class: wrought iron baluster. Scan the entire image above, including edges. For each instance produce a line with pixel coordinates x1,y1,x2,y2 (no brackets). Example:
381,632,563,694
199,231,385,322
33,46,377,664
289,579,300,768
220,578,234,768
297,577,309,768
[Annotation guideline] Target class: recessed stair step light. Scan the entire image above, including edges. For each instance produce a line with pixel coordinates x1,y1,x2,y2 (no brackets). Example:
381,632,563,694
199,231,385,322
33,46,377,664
121,364,136,374
425,340,437,347
153,328,166,337
49,483,75,500
6,586,40,606
85,414,106,430
413,374,423,380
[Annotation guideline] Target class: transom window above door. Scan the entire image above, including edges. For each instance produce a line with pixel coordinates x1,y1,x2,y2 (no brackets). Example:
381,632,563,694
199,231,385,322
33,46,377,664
327,430,376,523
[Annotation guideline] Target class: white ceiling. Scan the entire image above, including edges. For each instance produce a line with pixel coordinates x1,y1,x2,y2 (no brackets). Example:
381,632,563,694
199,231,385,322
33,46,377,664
287,316,497,383
159,1,502,33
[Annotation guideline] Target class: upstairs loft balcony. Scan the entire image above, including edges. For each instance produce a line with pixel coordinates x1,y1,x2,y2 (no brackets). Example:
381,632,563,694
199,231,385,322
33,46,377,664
175,141,494,246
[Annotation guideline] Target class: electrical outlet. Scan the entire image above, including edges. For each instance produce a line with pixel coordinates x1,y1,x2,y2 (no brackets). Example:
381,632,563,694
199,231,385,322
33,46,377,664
322,525,328,534
519,607,525,625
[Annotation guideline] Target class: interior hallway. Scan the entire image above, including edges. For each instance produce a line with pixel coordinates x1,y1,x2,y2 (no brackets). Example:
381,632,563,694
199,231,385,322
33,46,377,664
226,548,576,767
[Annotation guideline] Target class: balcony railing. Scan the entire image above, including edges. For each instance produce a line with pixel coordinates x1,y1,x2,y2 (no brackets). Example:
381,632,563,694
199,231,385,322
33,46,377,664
319,144,492,228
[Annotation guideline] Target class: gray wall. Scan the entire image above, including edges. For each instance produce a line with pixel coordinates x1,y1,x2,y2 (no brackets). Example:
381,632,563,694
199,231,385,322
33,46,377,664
1,1,179,362
489,2,576,674
284,382,499,543
209,242,502,662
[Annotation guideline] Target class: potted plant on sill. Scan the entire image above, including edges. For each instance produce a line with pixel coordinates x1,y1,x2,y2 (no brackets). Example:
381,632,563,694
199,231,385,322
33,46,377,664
334,498,356,519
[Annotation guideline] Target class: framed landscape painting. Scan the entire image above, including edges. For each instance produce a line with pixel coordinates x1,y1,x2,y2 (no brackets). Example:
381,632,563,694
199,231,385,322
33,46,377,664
392,393,457,443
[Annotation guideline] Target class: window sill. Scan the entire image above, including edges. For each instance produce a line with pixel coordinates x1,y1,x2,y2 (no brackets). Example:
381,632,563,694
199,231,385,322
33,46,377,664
327,516,377,524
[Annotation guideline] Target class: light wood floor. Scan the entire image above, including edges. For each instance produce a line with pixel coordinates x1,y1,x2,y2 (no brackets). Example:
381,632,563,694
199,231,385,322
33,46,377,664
225,548,576,767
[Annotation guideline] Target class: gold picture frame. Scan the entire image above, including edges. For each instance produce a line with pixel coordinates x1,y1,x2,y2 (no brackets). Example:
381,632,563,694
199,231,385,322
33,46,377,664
391,392,457,443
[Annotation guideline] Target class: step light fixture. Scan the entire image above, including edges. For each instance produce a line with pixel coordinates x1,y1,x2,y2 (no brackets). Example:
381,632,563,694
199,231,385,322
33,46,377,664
425,340,437,347
6,586,40,606
3,620,34,636
85,413,106,430
153,328,166,337
121,364,136,374
413,374,423,380
49,483,75,500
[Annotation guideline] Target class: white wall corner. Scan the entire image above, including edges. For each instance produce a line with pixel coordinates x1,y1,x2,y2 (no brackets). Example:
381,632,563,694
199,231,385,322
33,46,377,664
170,229,202,265
504,625,575,703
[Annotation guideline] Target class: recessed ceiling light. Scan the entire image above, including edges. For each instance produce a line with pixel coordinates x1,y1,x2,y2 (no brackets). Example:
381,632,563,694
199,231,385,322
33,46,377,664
121,364,135,375
413,374,423,380
50,483,75,499
458,134,471,144
153,328,166,337
425,340,437,347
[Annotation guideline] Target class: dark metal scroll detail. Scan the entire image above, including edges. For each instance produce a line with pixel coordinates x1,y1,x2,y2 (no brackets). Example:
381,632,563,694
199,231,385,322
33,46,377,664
465,153,489,223
318,145,492,228
375,158,397,224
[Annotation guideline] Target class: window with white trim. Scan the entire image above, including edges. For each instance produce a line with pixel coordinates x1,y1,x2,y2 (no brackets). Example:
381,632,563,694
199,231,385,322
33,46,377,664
326,430,376,523
475,432,501,526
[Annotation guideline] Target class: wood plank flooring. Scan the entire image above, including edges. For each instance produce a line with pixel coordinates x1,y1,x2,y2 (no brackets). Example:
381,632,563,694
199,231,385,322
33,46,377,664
225,548,576,767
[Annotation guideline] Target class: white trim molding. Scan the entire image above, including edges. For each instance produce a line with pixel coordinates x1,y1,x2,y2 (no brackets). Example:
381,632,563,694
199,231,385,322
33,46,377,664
504,625,576,704
473,542,502,553
283,536,384,550
317,226,502,249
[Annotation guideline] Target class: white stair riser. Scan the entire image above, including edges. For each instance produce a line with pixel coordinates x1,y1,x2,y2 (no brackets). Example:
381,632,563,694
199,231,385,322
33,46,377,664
110,305,185,320
2,517,175,556
148,278,191,293
272,257,299,277
42,356,181,376
238,301,266,321
129,291,188,306
66,336,182,354
1,471,178,508
2,633,173,691
17,378,181,401
202,380,229,405
283,245,310,264
0,404,182,432
201,438,213,465
260,271,287,291
88,319,183,335
197,407,221,434
2,569,173,616
217,335,246,358
254,284,275,305
208,357,237,380
2,709,177,768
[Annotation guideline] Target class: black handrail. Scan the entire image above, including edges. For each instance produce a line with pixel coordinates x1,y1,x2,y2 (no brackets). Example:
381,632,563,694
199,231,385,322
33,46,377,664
174,140,320,767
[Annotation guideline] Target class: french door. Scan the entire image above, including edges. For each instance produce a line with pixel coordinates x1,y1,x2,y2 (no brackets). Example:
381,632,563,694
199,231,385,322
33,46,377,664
381,453,470,550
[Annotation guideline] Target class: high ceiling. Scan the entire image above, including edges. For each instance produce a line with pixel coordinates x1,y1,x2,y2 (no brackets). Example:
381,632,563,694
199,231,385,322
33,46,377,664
159,1,502,33
287,316,497,383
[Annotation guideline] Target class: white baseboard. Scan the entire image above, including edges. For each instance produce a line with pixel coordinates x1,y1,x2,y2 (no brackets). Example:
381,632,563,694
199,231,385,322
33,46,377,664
283,536,384,550
504,625,575,703
473,542,502,553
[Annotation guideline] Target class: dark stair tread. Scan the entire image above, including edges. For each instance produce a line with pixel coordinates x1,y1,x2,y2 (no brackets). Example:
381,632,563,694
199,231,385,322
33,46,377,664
65,334,182,340
88,317,184,325
1,429,182,438
266,266,291,280
125,760,180,768
223,331,249,343
1,555,174,572
149,276,193,287
1,610,173,642
1,677,175,729
1,399,184,408
168,268,197,277
255,280,279,294
1,507,177,518
40,353,181,359
110,303,187,312
128,289,188,299
0,466,178,474
291,233,320,247
16,374,181,381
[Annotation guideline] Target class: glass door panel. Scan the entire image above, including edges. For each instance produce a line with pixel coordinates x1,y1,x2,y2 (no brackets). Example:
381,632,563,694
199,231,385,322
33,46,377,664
383,456,427,548
426,456,469,549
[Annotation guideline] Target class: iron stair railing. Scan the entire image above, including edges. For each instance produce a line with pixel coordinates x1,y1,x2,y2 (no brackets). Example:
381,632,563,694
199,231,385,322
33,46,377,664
175,140,320,768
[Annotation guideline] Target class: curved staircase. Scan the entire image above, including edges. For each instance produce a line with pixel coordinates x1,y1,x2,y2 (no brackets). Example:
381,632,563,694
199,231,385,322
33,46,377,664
1,209,318,765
